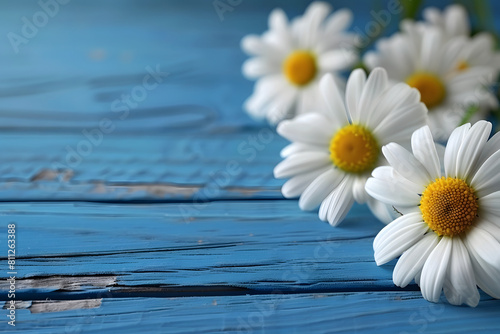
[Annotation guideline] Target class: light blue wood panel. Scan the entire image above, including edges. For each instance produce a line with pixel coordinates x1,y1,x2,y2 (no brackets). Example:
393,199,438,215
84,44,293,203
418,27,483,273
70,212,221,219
1,0,496,202
10,293,500,334
0,127,285,201
0,201,391,296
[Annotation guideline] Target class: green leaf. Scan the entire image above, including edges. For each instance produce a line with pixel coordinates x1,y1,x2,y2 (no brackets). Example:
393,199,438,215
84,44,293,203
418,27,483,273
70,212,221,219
400,0,423,19
459,104,480,125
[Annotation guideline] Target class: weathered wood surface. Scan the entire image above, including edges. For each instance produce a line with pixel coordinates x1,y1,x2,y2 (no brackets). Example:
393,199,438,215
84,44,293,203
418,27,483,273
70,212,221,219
8,293,500,334
0,0,499,333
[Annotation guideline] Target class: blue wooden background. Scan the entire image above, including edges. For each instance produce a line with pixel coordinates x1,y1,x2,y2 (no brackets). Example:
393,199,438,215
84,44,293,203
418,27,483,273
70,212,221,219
0,0,499,333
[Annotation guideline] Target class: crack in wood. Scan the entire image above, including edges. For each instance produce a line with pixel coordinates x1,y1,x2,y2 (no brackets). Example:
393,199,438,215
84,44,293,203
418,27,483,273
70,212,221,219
1,242,240,260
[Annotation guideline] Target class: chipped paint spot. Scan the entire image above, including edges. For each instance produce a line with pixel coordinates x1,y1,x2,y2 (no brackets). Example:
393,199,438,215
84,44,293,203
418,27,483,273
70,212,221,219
0,275,116,291
33,299,101,313
225,186,281,196
92,182,201,197
2,300,31,310
3,298,102,313
30,169,74,182
89,49,107,61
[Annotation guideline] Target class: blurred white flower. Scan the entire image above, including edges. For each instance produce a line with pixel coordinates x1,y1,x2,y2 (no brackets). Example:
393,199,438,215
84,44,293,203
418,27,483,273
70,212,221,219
365,20,499,141
366,121,500,307
422,4,500,70
423,4,470,38
241,2,359,124
274,68,427,226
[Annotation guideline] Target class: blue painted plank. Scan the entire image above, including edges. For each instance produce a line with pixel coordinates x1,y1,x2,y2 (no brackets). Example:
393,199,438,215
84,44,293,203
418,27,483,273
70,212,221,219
8,293,500,333
0,0,482,128
0,0,498,202
0,201,392,296
0,128,285,201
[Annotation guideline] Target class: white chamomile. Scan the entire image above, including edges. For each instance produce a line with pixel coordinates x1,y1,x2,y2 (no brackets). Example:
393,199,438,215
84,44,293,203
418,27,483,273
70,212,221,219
241,2,359,124
366,121,500,307
364,21,499,141
274,68,427,226
422,4,470,38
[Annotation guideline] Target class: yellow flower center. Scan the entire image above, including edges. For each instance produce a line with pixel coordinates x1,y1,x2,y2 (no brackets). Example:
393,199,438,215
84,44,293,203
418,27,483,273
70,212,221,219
420,177,478,237
329,124,379,174
456,60,469,71
406,72,446,109
283,50,317,86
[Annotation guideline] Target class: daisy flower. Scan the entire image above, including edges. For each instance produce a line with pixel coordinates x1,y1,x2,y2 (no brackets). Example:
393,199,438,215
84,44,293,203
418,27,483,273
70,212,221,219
422,4,500,71
422,4,470,39
273,68,427,225
241,2,359,124
366,121,500,307
364,23,499,141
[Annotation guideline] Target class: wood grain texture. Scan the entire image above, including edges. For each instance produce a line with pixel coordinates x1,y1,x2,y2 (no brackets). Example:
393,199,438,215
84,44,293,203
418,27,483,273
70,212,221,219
8,294,500,334
0,201,390,296
0,0,499,332
0,128,285,201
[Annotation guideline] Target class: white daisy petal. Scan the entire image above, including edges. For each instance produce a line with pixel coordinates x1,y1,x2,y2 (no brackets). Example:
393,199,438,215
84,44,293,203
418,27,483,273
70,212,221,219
344,68,366,121
280,142,324,158
241,35,286,59
479,191,500,221
456,121,491,180
244,75,289,118
241,35,264,55
274,151,331,179
324,8,353,35
298,2,332,49
418,28,440,72
373,212,427,265
318,49,357,71
281,165,330,198
356,67,389,124
318,176,355,226
277,113,334,145
382,143,431,185
267,8,292,50
351,175,369,204
444,123,471,178
268,8,288,30
444,5,470,37
375,221,429,266
295,83,323,116
393,233,440,287
444,238,480,307
366,196,399,224
476,219,500,243
365,174,421,208
411,126,441,180
319,73,349,125
422,7,441,27
465,227,500,298
420,236,452,303
371,166,422,195
471,148,500,197
476,131,500,169
373,103,427,145
242,57,279,79
368,83,421,134
299,168,344,211
266,89,298,125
